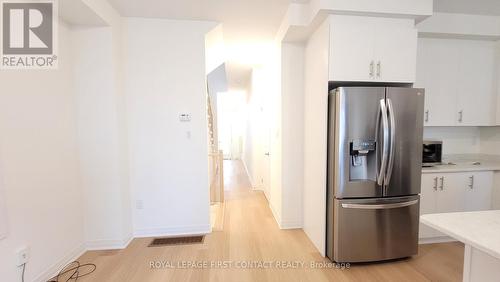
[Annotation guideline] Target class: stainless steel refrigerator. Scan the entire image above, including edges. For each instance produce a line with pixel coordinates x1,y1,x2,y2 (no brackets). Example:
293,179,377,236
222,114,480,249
326,87,424,263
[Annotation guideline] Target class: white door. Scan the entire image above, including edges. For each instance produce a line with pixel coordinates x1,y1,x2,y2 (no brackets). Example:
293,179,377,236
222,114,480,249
456,40,496,126
374,19,417,83
464,171,493,211
329,15,375,82
419,174,439,238
415,38,460,126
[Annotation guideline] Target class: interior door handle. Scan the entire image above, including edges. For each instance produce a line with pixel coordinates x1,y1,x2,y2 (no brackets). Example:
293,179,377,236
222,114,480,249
377,99,389,186
341,199,419,210
384,99,396,185
264,152,270,156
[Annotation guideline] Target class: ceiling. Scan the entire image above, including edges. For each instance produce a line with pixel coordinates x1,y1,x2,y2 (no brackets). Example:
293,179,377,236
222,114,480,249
434,0,500,16
107,0,291,91
107,0,500,90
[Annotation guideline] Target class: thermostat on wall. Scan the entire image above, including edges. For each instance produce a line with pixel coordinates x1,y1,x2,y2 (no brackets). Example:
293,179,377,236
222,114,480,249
179,113,191,122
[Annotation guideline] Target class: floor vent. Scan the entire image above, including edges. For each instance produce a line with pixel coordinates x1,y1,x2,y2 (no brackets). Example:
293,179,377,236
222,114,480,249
148,236,205,247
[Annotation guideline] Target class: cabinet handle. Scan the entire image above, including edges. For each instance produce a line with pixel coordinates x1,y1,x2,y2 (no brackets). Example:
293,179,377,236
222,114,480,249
425,110,429,123
439,177,444,190
369,61,374,78
469,175,474,189
376,61,381,78
433,177,438,191
458,110,463,123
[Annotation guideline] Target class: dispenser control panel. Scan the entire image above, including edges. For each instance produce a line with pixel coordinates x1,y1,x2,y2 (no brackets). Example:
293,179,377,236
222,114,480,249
350,139,376,155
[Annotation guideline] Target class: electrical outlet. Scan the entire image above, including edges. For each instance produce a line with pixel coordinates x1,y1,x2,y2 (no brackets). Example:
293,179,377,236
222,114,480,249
16,246,29,266
136,200,144,210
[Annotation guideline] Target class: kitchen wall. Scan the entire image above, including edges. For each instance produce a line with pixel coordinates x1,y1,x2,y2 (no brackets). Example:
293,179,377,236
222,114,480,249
0,22,85,282
479,127,500,156
123,18,217,236
423,127,481,155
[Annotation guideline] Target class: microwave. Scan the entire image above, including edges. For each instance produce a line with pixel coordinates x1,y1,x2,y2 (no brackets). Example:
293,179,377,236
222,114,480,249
423,140,442,165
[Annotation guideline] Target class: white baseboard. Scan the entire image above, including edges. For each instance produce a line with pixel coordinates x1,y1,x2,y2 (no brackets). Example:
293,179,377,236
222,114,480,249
33,225,209,282
241,160,257,189
419,236,456,244
133,225,211,238
86,234,133,251
34,243,87,282
279,220,302,229
268,202,283,229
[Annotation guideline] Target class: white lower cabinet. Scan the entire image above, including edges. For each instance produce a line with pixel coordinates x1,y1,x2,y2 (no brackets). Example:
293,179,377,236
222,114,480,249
419,171,493,239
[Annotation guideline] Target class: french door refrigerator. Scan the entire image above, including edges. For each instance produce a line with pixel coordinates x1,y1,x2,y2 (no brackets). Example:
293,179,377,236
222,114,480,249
326,87,425,263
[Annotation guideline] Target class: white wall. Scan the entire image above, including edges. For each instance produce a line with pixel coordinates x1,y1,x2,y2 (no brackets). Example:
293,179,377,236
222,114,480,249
0,22,85,282
123,18,217,236
281,43,305,228
424,127,481,155
205,24,225,74
303,20,329,256
72,26,132,249
242,75,266,189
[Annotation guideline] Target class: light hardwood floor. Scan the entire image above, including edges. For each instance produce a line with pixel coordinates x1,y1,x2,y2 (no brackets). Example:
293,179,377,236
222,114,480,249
74,160,463,282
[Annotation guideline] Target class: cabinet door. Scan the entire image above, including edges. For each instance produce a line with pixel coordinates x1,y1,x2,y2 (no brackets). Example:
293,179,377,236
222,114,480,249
436,173,466,213
414,38,459,126
464,171,493,211
456,40,497,126
374,18,417,83
329,16,375,82
419,174,439,238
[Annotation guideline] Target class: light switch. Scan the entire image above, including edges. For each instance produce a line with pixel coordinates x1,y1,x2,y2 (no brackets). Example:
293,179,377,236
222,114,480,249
179,113,191,122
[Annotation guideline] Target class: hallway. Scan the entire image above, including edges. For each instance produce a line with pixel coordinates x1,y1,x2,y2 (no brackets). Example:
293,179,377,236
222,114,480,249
74,160,464,282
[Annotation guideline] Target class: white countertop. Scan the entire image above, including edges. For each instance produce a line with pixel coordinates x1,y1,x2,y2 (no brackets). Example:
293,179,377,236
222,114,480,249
421,211,500,260
422,154,500,173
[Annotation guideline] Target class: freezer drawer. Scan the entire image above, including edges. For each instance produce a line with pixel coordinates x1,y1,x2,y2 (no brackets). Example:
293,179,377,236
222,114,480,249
330,195,420,263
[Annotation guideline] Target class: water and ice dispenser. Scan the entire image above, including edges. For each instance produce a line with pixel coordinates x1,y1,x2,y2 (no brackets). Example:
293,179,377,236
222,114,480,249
349,139,377,181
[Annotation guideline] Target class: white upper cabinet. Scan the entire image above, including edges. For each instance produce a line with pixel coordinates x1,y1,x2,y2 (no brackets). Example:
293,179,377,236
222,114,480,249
415,38,497,126
415,38,459,126
374,19,418,83
456,40,497,126
329,15,417,83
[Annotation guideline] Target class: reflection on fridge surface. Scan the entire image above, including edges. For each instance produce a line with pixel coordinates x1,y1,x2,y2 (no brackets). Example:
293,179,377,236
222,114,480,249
326,86,425,263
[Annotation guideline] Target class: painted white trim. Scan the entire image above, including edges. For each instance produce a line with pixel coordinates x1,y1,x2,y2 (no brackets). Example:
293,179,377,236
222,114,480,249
463,244,472,282
133,225,211,238
86,234,133,251
241,159,258,189
268,201,283,229
279,220,302,229
33,243,86,282
419,236,456,245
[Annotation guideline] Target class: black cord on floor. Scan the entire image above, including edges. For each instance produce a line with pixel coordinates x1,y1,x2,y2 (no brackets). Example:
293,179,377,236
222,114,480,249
47,261,96,282
21,263,26,282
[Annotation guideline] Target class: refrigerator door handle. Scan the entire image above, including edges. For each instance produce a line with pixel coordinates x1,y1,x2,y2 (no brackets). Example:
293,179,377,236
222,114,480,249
384,98,396,185
377,99,389,186
341,199,419,210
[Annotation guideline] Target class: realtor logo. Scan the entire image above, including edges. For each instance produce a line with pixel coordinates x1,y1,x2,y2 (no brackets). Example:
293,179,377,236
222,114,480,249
1,0,58,69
